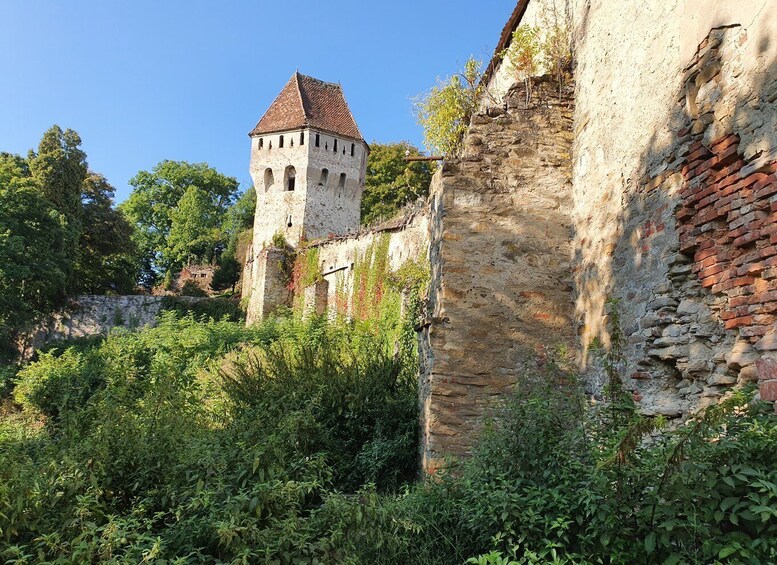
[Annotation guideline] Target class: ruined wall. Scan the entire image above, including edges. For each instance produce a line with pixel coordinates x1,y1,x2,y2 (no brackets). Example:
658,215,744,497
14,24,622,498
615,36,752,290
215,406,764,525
419,76,576,472
17,295,194,359
308,207,429,318
570,0,777,414
244,247,291,325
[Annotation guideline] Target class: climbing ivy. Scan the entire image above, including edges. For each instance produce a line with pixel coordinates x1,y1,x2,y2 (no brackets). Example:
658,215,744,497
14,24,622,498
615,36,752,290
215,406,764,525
288,246,323,314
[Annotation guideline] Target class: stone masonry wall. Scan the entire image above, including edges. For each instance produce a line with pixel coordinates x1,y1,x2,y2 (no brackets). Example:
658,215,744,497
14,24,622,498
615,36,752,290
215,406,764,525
310,207,429,319
419,76,576,472
17,295,191,359
570,0,777,414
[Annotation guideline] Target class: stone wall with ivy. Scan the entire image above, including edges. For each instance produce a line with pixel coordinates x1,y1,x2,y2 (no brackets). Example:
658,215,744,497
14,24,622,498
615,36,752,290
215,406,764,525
298,211,430,329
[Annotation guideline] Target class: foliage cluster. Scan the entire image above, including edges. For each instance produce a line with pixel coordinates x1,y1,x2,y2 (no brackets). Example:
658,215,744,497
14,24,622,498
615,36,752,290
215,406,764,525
1,313,419,563
361,142,433,226
414,57,484,157
0,127,137,361
160,296,244,323
1,297,776,563
502,5,573,104
288,247,323,313
120,161,242,288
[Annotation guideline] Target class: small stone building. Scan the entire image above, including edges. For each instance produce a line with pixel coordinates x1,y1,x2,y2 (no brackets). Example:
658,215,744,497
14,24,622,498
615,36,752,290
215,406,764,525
177,264,215,294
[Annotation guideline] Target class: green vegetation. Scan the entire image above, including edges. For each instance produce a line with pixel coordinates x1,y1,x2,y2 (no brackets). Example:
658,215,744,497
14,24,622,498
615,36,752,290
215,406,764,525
1,284,775,564
362,142,433,225
0,313,419,563
414,57,484,157
0,127,138,361
120,160,241,287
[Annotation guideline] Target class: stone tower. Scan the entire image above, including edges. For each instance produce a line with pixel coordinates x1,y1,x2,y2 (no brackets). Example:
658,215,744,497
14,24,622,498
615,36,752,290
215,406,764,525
248,72,368,248
243,72,368,322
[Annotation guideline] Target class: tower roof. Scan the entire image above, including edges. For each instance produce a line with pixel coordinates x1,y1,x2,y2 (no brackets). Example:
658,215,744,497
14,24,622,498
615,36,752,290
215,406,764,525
250,72,364,141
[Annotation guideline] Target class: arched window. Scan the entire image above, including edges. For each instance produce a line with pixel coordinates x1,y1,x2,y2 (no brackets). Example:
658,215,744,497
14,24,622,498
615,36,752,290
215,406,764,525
315,133,320,147
333,139,338,152
279,135,284,148
263,168,274,192
350,143,355,156
319,168,329,186
285,166,296,191
338,173,346,189
268,141,272,150
258,138,263,149
300,131,305,145
290,138,294,147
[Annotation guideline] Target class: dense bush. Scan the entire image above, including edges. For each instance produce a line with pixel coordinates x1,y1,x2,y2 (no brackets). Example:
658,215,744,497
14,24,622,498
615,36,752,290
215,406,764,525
0,313,419,563
1,311,775,563
161,295,245,322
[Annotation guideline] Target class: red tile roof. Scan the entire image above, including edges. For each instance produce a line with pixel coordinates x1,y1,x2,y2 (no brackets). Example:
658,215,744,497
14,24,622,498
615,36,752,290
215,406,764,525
249,73,363,141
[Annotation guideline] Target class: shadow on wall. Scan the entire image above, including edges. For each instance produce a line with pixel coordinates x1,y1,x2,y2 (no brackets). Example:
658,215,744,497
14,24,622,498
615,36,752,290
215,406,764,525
577,22,777,417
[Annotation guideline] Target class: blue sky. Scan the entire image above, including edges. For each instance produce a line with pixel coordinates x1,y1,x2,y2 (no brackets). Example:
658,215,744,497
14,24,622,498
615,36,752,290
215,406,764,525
0,1,514,201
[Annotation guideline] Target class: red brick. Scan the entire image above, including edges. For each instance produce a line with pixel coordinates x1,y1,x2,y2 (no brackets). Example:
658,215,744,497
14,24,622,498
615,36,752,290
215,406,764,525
732,276,756,287
710,133,740,151
760,379,777,402
736,262,764,277
694,246,719,261
733,230,761,247
686,146,713,163
699,263,726,278
750,290,777,304
715,143,740,167
701,272,726,288
756,359,777,381
725,316,753,329
677,207,694,221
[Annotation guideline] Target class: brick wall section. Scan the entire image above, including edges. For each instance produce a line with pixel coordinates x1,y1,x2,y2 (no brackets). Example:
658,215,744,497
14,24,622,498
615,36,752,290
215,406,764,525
419,77,576,472
631,28,777,412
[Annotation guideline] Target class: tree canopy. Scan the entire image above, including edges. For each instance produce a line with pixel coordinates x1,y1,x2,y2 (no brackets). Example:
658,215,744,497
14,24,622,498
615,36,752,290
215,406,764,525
71,173,138,295
0,127,135,358
120,160,239,286
361,142,433,225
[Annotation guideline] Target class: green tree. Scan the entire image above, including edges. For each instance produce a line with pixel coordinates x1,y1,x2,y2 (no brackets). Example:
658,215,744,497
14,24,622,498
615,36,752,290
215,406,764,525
221,185,255,257
0,154,68,358
414,57,483,157
72,173,138,294
120,160,239,286
28,125,88,287
212,186,256,294
361,143,433,225
166,185,222,269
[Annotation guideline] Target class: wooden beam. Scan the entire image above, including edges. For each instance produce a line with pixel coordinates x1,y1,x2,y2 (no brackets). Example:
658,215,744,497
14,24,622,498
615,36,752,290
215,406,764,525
404,156,443,162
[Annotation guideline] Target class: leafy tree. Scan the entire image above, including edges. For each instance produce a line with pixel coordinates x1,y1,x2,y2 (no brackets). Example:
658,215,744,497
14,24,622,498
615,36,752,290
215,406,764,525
28,126,87,284
0,154,68,357
121,161,239,286
72,173,138,295
414,57,483,156
208,186,255,294
361,142,433,225
166,185,222,269
220,186,255,258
